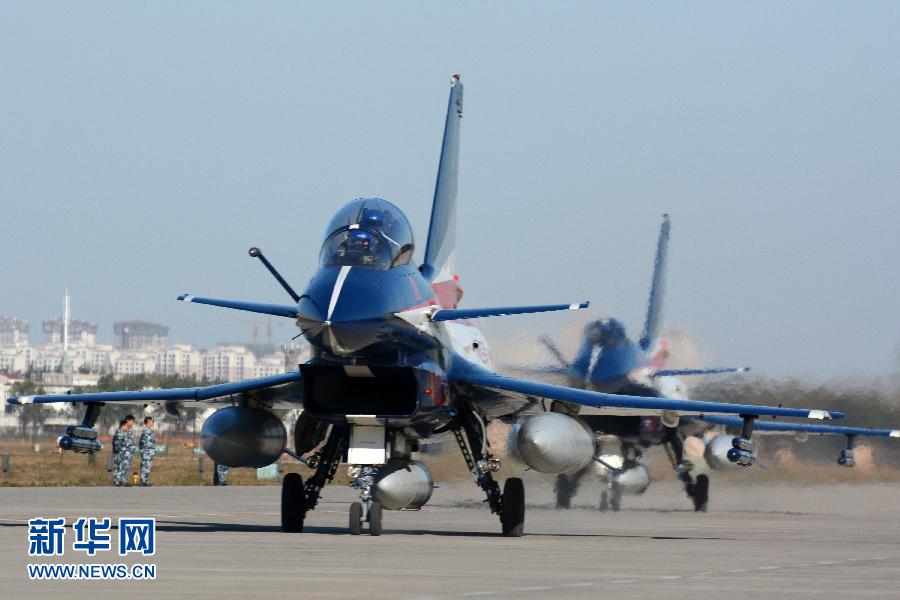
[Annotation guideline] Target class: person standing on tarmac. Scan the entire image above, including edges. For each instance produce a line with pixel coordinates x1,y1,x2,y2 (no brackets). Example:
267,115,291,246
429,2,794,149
113,416,136,487
121,415,136,486
139,416,156,487
112,419,129,486
214,463,229,486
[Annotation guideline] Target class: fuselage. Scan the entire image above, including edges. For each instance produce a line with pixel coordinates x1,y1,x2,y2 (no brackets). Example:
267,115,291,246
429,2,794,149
290,197,493,439
564,318,695,443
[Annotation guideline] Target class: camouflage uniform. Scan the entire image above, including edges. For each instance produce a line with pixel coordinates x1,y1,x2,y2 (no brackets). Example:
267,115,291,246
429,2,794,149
114,428,136,486
214,463,229,486
139,426,156,485
112,429,128,485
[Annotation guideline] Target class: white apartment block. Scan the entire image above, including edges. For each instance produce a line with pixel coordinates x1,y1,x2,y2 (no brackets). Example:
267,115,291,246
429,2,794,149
155,344,203,378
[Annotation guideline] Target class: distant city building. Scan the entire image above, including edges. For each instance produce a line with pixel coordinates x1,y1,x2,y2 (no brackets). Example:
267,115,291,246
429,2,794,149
156,344,202,378
114,320,168,350
0,346,31,374
114,350,158,376
43,317,97,346
202,345,255,382
0,317,29,347
0,307,305,387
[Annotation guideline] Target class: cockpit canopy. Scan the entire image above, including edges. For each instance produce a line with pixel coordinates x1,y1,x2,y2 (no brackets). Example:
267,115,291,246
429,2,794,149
319,198,415,269
583,318,628,347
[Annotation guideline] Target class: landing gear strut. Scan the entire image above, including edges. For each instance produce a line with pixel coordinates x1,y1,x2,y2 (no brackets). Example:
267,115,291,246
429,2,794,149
280,425,348,533
453,402,523,536
662,427,708,512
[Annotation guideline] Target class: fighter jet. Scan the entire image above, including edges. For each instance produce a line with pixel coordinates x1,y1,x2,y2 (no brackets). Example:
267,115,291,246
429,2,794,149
7,76,842,537
525,215,900,512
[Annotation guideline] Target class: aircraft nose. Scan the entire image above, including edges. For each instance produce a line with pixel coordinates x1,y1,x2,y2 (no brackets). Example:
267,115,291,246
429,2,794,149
297,267,390,356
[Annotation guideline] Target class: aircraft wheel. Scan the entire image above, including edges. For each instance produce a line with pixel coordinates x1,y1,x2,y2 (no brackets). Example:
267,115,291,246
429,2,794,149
609,483,621,512
692,474,709,512
281,473,305,532
554,474,574,509
368,502,383,536
349,501,363,535
501,477,525,537
599,491,609,512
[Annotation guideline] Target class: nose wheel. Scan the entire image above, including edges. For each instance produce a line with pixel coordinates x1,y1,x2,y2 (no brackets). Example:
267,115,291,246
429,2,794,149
348,465,384,535
349,501,383,536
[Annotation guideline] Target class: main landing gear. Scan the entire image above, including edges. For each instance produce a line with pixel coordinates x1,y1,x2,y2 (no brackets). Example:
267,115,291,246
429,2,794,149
453,403,524,537
281,425,347,533
662,427,709,512
599,480,622,513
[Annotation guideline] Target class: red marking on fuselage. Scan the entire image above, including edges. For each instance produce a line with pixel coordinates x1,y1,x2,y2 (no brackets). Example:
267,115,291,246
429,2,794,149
432,279,461,309
651,341,669,368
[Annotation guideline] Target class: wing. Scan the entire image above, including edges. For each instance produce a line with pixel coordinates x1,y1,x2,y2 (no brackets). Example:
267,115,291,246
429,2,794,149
178,294,299,318
431,302,588,321
653,367,750,377
449,357,843,420
7,371,303,409
699,415,900,438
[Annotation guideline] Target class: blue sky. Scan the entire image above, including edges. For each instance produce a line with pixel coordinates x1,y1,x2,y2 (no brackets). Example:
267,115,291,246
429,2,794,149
1,2,898,378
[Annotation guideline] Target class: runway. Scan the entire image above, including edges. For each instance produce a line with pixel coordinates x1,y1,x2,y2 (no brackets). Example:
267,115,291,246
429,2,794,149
1,480,899,599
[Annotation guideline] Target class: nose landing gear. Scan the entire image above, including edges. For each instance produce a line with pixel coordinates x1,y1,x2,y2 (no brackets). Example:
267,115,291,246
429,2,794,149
349,500,383,536
348,466,383,536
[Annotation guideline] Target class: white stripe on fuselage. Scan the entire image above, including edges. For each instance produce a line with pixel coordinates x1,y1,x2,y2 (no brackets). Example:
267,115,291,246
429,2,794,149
327,266,352,320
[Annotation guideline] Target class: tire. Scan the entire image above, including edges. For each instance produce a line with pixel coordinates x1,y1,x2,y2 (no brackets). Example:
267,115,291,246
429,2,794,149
554,474,574,509
692,474,709,513
609,483,621,512
368,502,383,536
281,473,305,532
501,478,525,537
349,502,363,535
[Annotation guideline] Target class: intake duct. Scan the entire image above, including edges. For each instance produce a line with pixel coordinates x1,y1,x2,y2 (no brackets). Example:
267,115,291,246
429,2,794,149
300,364,419,417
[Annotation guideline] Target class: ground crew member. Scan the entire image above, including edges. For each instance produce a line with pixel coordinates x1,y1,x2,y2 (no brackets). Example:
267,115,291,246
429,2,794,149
139,416,156,487
214,463,229,486
116,415,136,487
112,418,131,486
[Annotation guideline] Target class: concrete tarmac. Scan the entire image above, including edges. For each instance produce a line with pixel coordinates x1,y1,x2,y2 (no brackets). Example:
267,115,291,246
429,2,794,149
1,480,899,599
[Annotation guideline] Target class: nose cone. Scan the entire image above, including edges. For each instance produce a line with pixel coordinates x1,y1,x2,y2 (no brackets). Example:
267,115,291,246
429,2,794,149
297,267,393,356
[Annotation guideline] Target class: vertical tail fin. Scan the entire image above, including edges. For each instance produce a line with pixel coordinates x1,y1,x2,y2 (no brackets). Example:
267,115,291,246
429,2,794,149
639,214,671,351
421,75,463,290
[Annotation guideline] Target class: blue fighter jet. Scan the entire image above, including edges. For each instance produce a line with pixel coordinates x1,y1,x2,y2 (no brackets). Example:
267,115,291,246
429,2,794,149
7,76,845,537
524,215,900,512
